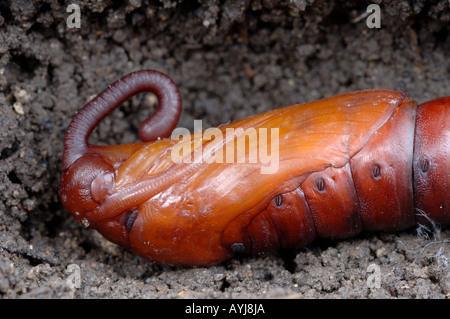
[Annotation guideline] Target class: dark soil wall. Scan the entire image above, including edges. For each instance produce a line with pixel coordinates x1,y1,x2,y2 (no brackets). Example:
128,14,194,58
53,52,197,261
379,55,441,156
0,0,448,298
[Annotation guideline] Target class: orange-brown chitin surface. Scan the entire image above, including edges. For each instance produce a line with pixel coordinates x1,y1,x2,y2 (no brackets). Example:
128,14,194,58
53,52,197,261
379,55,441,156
60,87,450,266
413,97,450,225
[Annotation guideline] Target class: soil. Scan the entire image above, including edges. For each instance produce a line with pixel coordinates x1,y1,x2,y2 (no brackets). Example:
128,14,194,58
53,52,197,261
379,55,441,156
0,0,449,299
